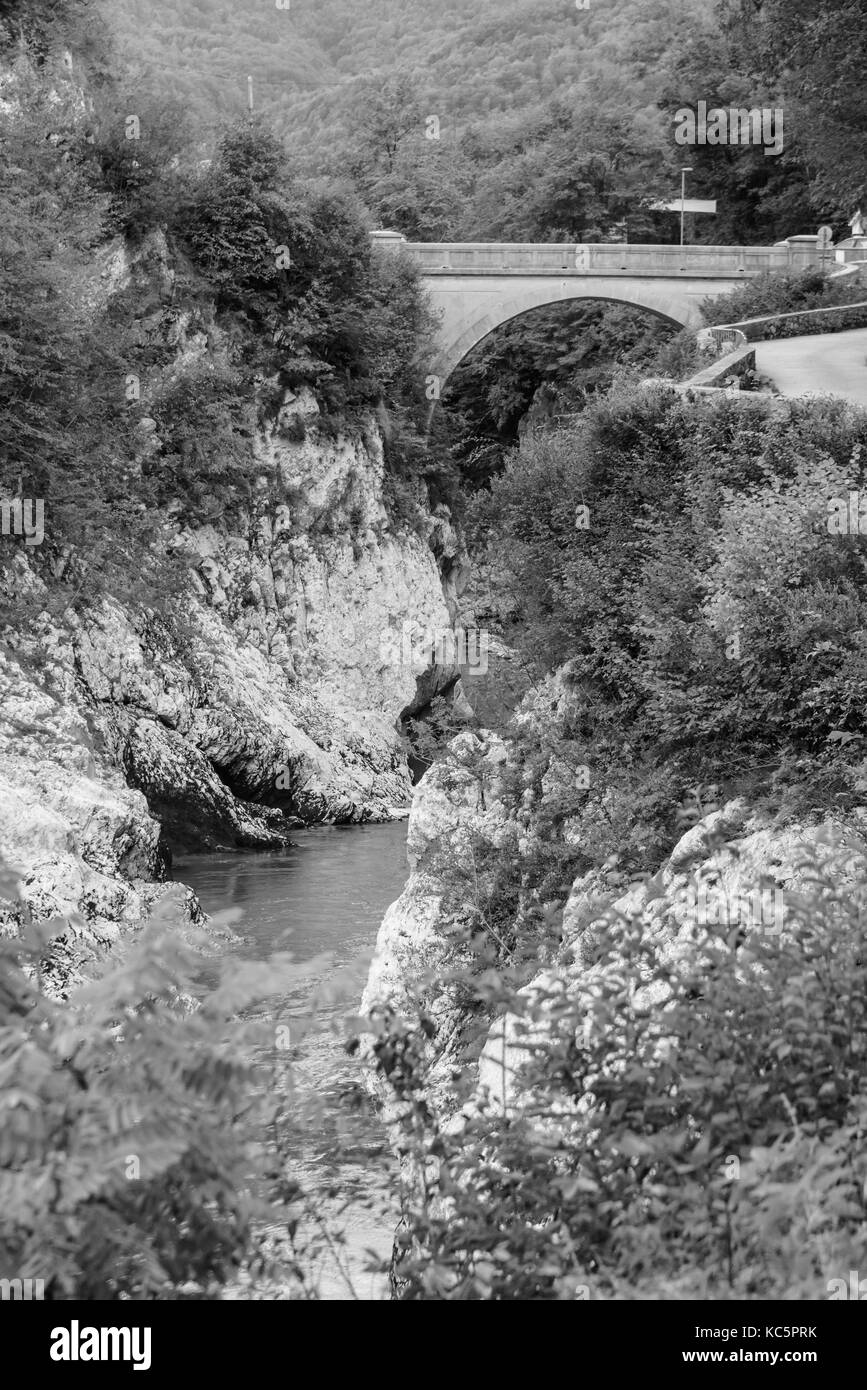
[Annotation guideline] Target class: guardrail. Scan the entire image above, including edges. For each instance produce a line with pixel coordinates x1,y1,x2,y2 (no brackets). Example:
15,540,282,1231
698,326,749,354
711,299,867,342
392,242,821,278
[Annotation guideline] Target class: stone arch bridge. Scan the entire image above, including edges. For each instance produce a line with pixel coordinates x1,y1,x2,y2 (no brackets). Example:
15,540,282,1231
371,233,823,386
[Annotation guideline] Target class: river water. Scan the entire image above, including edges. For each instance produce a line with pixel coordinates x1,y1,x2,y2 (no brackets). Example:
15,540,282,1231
173,819,409,1300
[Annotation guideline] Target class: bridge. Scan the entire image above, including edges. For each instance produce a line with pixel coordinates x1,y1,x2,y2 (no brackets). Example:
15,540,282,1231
371,234,825,385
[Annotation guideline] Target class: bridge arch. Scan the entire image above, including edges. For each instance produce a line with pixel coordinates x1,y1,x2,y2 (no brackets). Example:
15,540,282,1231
430,278,700,383
429,279,700,385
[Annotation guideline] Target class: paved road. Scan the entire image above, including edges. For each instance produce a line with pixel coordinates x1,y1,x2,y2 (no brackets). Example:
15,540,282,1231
756,328,867,407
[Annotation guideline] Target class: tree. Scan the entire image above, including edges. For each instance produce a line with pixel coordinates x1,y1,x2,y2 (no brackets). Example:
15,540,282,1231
718,0,867,215
354,74,421,175
83,91,195,236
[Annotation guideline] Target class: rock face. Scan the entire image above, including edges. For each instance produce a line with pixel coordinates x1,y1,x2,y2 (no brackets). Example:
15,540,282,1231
71,469,450,850
0,645,198,996
0,227,465,960
3,402,456,853
361,731,516,1102
80,236,461,848
0,397,458,968
362,736,867,1124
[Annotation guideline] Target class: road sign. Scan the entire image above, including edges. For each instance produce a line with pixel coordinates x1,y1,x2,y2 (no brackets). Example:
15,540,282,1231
649,199,718,214
817,225,834,250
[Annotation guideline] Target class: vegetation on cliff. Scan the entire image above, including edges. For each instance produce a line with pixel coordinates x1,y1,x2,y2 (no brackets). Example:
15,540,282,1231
0,6,443,630
367,384,867,1299
372,823,867,1300
0,0,437,1298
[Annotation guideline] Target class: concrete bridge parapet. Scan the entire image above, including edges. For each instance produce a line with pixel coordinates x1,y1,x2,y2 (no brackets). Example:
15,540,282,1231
399,241,818,279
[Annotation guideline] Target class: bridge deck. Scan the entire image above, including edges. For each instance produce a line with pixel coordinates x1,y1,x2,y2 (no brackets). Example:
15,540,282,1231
395,242,820,278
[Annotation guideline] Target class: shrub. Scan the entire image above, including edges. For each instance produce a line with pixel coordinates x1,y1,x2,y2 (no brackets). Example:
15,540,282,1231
374,836,867,1300
702,269,866,329
0,858,324,1299
172,121,438,431
754,303,867,341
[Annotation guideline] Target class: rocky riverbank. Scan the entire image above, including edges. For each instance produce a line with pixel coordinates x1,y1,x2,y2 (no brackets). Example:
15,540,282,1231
362,722,867,1127
0,226,468,981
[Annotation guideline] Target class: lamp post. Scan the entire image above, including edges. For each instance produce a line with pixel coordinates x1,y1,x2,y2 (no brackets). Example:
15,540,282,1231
680,166,693,248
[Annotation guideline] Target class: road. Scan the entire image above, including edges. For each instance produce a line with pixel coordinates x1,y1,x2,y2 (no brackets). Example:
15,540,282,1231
756,328,867,407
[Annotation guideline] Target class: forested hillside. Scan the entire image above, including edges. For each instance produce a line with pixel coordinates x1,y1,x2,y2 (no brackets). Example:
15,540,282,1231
107,0,335,118
100,0,863,249
101,0,728,243
101,1,861,250
105,0,711,141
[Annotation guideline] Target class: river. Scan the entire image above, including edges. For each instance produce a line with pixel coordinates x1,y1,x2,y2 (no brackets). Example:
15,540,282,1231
173,819,409,1301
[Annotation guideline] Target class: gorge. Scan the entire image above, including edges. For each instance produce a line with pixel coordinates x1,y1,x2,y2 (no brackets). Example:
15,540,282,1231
3,0,867,1313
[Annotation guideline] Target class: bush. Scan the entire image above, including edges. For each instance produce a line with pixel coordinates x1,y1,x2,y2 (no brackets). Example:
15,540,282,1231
753,303,867,341
172,121,438,431
374,835,867,1300
702,270,866,329
0,864,317,1298
463,388,867,876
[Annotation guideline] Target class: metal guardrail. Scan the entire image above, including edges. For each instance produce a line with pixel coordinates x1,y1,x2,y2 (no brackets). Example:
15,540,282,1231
743,300,867,336
711,300,867,342
391,242,821,278
698,326,749,353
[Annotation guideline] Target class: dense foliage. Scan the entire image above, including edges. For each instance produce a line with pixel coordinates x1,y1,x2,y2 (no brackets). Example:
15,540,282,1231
374,831,867,1299
0,863,319,1298
718,0,867,215
702,270,867,328
465,388,867,879
0,58,169,618
99,0,866,247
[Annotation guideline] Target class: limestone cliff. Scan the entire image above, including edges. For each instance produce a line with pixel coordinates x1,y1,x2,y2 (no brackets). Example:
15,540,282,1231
70,382,458,849
361,730,514,1099
0,642,197,997
0,229,464,967
361,726,867,1124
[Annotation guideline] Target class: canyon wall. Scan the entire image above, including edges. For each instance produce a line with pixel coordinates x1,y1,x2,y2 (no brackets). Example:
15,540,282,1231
0,230,463,972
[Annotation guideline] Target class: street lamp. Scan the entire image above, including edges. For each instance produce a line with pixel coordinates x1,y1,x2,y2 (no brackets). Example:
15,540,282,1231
680,167,693,248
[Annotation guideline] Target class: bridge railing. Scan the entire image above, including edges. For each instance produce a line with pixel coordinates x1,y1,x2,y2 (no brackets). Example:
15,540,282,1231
396,242,820,277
